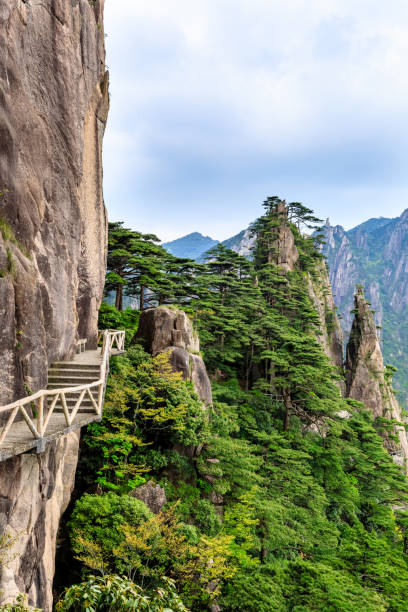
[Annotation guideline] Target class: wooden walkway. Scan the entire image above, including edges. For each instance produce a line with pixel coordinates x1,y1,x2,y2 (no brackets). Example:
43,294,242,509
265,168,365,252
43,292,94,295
0,330,125,462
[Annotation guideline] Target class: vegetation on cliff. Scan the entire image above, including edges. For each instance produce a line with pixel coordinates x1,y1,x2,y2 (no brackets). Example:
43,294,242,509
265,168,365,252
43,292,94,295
59,199,408,611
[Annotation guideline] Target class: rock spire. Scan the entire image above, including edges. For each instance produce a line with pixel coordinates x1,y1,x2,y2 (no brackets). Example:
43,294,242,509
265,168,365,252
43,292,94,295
345,287,408,468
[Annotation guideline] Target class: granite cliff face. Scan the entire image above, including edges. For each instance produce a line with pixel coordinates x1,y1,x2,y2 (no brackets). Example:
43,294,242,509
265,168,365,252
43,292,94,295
321,211,408,405
0,1,108,608
134,306,213,406
222,227,255,259
307,260,344,372
345,289,408,469
270,204,344,370
270,202,299,273
0,0,109,402
0,433,80,608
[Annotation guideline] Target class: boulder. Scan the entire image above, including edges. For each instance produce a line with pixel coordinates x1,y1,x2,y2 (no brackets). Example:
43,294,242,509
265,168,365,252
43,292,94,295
134,307,212,405
130,481,167,514
133,307,199,356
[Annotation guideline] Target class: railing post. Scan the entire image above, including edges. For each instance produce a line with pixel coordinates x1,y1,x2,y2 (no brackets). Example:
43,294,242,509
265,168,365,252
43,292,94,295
100,330,108,356
97,382,104,419
37,396,44,437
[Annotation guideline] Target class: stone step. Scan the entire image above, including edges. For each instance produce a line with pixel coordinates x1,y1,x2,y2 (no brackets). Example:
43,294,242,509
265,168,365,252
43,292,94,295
46,385,99,396
53,408,97,414
48,368,100,377
49,397,99,413
54,398,96,405
48,374,99,387
53,405,97,413
51,362,101,371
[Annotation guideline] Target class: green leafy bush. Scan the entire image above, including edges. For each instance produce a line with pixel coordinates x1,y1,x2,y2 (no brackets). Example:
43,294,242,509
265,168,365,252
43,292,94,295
69,493,152,574
56,575,186,612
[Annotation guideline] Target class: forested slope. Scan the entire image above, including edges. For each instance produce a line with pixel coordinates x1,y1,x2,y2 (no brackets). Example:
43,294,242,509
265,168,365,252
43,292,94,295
55,199,408,611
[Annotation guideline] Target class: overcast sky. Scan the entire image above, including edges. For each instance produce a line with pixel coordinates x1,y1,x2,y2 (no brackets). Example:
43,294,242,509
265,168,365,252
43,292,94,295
103,1,408,242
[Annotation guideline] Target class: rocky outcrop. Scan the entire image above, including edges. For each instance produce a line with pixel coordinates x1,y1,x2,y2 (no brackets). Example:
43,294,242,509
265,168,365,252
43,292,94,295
133,306,212,405
270,202,299,273
222,228,256,259
130,481,167,514
345,288,408,468
0,1,108,608
134,307,200,356
0,432,80,610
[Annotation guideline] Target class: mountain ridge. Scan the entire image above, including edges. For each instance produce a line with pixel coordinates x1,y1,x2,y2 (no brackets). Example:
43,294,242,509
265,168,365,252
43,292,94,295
163,209,408,406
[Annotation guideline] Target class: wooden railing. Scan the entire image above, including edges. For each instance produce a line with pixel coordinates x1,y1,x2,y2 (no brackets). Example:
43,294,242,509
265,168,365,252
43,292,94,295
76,338,87,353
97,329,126,356
0,330,125,451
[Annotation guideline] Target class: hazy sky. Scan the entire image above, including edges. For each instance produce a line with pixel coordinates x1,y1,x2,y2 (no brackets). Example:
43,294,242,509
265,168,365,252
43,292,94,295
103,1,408,241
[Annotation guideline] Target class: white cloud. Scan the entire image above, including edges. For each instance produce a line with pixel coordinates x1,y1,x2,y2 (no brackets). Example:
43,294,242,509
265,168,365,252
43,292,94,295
103,0,408,240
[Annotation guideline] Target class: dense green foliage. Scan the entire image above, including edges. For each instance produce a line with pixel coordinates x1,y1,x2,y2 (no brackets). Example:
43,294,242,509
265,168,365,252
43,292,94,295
56,575,186,612
106,222,200,311
62,199,408,611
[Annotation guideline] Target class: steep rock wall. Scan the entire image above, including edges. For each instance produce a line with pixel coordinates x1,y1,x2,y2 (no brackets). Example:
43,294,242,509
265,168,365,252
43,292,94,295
345,289,408,469
270,201,299,273
0,0,108,403
321,213,408,406
0,1,108,608
0,433,80,610
307,260,344,372
269,204,343,372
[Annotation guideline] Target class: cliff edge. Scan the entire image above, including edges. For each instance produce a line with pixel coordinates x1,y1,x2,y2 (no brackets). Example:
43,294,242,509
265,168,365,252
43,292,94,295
0,1,108,608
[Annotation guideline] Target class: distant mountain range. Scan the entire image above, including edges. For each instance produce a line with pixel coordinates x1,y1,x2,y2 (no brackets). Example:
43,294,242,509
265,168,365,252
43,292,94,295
163,210,408,406
162,228,255,262
162,232,219,260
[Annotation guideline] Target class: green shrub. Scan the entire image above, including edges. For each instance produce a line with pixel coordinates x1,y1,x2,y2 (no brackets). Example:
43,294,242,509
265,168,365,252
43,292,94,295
69,493,152,573
56,574,187,612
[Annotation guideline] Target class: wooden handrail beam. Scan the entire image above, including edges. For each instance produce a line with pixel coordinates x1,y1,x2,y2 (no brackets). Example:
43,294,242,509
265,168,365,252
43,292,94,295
0,329,126,453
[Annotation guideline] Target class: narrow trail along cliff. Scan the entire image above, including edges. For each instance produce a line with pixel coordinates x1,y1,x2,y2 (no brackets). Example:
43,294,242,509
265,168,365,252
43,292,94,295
0,1,109,608
0,331,125,463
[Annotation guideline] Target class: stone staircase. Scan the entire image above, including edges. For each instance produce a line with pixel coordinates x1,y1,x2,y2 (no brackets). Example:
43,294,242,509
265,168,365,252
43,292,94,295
47,361,101,413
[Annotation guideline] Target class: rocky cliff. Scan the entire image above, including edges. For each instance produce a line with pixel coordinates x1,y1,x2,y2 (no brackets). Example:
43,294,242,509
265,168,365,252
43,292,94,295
0,433,80,607
321,212,408,405
307,260,344,372
270,201,299,273
0,1,108,608
269,203,344,370
345,288,408,469
133,306,213,406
